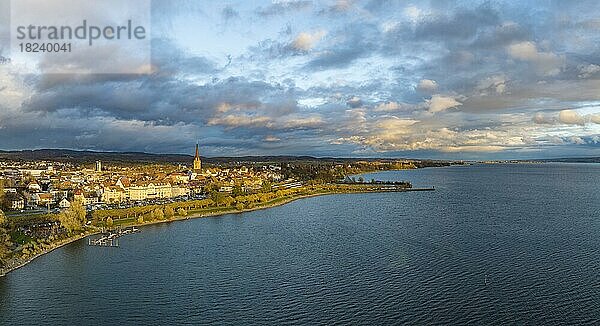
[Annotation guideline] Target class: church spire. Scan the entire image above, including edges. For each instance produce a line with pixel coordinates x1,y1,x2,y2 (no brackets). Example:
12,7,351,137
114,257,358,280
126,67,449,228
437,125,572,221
193,143,202,171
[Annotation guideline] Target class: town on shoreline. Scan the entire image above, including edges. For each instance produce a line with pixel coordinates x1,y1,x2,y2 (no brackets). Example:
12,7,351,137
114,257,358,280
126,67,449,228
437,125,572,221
0,146,456,276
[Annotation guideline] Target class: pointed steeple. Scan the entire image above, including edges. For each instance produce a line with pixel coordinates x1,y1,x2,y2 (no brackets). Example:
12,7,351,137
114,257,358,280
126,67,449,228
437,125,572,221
193,143,202,171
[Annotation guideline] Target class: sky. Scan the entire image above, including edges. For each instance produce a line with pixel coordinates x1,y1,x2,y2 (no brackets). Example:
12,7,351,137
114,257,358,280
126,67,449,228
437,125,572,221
1,0,600,159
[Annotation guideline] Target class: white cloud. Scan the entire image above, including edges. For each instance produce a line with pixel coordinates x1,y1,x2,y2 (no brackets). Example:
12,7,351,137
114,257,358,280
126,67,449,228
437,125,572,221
417,79,438,92
208,114,272,128
298,97,327,107
590,114,600,124
558,109,585,126
374,101,401,112
403,5,422,22
0,66,30,111
332,111,534,154
281,116,324,129
495,84,506,94
332,0,353,12
533,112,556,125
381,21,399,33
578,64,600,79
375,117,419,132
548,136,565,144
427,95,462,113
508,42,537,59
442,145,506,153
507,41,565,76
215,102,233,113
568,136,586,145
291,30,327,51
208,113,324,130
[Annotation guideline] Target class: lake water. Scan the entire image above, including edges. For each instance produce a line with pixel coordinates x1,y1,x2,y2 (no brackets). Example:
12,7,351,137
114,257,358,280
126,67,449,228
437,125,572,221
1,164,599,325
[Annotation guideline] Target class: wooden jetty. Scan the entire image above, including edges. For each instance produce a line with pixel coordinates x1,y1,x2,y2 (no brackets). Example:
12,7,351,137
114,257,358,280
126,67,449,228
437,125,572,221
88,226,140,247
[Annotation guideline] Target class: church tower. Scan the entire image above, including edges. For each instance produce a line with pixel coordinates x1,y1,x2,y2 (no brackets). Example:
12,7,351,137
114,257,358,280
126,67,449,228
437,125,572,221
193,143,202,171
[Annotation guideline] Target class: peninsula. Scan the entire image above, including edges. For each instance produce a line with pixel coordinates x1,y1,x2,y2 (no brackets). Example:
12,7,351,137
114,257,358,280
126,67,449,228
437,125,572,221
0,147,453,276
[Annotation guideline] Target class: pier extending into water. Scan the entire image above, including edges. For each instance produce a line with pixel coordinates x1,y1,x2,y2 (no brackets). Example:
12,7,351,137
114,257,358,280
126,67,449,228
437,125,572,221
351,186,435,192
88,227,140,247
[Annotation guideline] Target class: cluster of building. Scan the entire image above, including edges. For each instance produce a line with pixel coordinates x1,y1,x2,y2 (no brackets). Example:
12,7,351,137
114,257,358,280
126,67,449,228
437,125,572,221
0,145,285,212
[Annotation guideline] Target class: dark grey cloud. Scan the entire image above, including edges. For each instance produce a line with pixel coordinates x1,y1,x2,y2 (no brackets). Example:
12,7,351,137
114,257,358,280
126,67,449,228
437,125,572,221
151,38,218,76
305,23,378,70
381,4,503,57
25,73,303,127
346,96,363,108
469,22,531,50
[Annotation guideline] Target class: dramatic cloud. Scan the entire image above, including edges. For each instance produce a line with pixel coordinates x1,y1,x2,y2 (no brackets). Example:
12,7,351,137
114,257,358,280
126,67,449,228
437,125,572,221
2,0,600,159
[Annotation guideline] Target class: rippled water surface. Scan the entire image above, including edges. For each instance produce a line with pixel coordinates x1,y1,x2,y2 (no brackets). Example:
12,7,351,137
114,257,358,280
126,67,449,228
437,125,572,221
1,164,599,325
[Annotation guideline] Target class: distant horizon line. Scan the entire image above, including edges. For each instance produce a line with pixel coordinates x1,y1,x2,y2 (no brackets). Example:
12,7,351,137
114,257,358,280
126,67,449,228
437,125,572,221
0,147,447,161
1,147,599,162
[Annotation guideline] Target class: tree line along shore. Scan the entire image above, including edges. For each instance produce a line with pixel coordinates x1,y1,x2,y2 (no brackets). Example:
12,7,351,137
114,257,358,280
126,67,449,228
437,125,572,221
1,180,422,276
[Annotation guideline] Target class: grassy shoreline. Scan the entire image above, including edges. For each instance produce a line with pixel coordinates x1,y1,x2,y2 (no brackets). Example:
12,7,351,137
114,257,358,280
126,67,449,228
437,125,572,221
0,230,97,277
0,186,432,277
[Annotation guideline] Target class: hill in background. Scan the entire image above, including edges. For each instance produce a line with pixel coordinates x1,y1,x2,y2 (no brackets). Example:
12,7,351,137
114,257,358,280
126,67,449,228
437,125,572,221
0,149,451,166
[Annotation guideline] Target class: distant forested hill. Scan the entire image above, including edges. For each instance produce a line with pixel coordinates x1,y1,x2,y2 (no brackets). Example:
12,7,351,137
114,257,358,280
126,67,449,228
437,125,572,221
0,149,457,167
541,157,600,163
0,149,192,164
